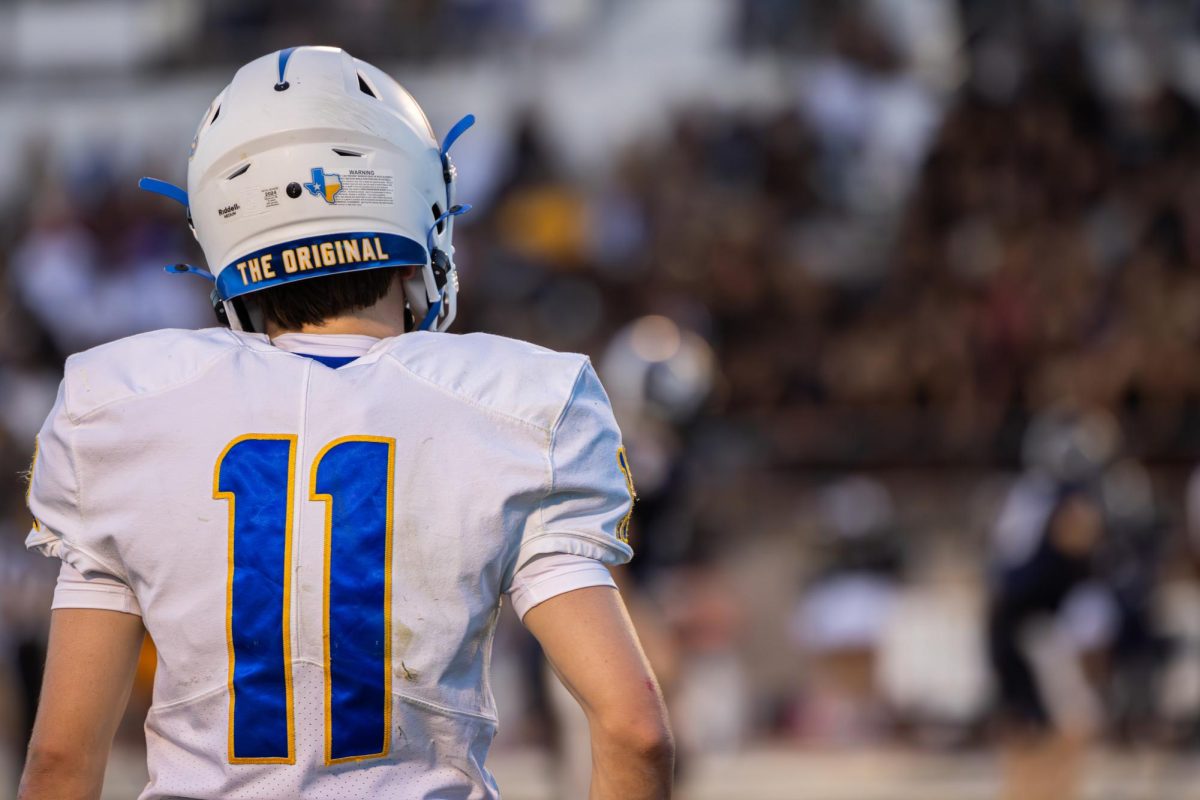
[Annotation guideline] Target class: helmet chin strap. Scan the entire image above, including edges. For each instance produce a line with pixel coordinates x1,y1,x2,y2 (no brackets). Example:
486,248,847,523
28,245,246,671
164,263,214,281
413,203,472,331
416,297,443,331
409,114,475,333
157,263,265,332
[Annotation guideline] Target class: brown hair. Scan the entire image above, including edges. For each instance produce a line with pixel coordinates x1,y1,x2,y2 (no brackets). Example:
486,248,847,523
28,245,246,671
254,268,401,330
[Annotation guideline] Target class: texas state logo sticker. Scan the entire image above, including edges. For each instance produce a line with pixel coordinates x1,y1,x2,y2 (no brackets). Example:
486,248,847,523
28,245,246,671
302,167,394,207
304,167,343,203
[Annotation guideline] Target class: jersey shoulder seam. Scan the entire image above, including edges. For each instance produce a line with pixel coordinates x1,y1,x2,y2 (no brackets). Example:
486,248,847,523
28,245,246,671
58,378,85,525
536,360,591,541
66,343,240,423
519,528,631,555
383,350,556,434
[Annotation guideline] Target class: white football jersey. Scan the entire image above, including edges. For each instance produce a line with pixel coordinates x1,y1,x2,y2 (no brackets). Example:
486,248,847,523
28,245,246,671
25,327,635,800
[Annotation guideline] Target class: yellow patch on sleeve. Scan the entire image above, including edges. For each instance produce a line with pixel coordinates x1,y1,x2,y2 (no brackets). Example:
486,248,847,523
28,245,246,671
616,446,637,544
26,437,39,532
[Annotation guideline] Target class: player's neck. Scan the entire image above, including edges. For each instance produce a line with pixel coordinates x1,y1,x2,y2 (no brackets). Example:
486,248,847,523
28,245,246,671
269,315,404,339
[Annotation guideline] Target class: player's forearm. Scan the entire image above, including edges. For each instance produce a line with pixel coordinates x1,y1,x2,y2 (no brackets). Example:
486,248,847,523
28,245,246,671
587,718,674,800
18,746,107,800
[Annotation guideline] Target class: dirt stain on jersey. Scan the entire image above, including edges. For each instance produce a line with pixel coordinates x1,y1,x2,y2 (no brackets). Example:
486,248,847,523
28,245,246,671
393,621,417,681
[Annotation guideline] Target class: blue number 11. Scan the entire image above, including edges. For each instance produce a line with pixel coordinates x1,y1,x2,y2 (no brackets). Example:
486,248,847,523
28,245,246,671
215,434,395,766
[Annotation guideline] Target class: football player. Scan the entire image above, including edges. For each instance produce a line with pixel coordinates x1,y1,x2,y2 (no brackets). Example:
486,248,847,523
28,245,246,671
18,47,672,800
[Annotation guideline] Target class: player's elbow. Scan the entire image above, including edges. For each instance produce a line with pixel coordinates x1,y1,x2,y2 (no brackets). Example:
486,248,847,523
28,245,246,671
21,739,104,791
23,742,73,774
20,746,87,800
628,715,675,765
596,700,675,765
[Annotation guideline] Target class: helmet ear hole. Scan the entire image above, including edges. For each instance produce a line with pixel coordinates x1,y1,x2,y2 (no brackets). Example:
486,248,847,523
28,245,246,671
431,203,444,234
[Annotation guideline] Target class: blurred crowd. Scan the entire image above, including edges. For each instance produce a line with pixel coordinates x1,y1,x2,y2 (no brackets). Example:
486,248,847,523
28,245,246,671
7,0,1200,797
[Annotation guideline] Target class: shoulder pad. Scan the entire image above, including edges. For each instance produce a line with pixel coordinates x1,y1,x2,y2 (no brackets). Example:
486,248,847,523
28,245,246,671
383,332,589,431
62,328,239,420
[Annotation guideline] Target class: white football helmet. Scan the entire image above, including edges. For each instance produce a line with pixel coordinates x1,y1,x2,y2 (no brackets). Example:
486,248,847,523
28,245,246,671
143,46,471,332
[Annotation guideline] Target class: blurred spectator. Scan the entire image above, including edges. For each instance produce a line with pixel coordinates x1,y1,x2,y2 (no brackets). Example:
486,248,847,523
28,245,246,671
790,476,903,744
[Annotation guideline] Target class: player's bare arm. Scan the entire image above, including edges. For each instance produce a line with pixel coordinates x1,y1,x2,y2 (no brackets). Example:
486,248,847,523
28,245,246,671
525,585,674,800
18,608,144,800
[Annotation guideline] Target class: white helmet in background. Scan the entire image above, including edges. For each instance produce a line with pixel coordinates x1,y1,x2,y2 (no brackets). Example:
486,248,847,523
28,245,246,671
143,45,472,332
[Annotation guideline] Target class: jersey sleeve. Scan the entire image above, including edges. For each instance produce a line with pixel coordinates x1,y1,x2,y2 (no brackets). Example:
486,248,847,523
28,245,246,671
506,552,617,620
514,362,635,574
24,380,130,582
53,561,142,616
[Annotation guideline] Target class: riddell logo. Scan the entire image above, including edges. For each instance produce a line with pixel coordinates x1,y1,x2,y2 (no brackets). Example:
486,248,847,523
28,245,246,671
218,204,241,219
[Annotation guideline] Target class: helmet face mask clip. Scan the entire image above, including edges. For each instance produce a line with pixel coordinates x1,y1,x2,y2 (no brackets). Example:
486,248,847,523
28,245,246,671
139,46,473,334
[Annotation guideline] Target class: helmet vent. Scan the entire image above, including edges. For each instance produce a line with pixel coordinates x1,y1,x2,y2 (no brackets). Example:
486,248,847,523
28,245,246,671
226,163,251,180
432,203,445,234
332,148,363,157
209,104,221,125
357,72,379,99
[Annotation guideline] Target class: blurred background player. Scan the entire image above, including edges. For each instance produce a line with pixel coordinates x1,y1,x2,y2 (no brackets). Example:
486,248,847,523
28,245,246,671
986,410,1114,800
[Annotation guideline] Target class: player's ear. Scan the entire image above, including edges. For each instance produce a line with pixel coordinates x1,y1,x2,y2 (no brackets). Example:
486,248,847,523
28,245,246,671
391,265,418,295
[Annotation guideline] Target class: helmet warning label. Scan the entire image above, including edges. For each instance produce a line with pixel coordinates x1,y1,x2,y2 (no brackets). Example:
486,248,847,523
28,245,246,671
302,167,394,206
333,169,394,206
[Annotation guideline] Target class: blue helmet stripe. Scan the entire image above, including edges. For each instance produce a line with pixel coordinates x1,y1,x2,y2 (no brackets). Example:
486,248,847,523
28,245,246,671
277,47,299,85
